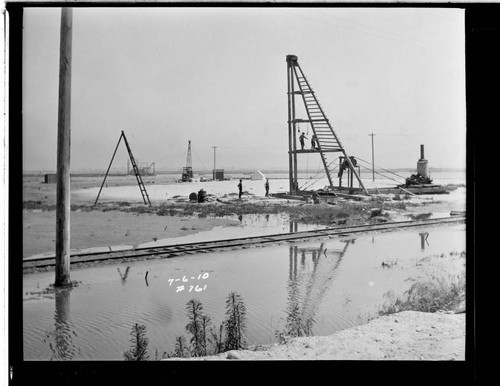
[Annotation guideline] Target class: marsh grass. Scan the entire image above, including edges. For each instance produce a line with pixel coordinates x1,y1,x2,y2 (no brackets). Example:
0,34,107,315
208,324,225,355
123,323,149,361
172,335,189,358
408,212,433,220
25,195,415,226
154,199,403,226
23,201,94,212
185,299,211,357
379,272,465,315
223,292,247,351
157,291,248,359
275,304,314,344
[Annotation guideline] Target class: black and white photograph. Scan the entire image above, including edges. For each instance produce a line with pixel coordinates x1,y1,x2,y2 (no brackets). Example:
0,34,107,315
6,2,477,377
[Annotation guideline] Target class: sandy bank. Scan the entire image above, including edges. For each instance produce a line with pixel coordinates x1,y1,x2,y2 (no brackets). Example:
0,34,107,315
174,310,465,361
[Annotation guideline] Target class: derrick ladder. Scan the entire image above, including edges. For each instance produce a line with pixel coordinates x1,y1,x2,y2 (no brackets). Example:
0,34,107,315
121,131,152,206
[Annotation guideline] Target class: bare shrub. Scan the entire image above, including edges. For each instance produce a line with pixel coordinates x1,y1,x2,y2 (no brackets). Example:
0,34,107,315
123,323,149,361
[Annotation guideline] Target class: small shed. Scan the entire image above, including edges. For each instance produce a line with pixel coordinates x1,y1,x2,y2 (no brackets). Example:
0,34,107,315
213,169,224,181
44,174,58,183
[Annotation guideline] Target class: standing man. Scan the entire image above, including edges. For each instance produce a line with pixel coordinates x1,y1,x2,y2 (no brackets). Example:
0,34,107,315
237,179,243,199
299,132,307,150
264,178,270,197
311,134,317,150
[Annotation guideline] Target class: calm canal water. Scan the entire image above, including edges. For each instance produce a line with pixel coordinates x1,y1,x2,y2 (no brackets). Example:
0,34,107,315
23,222,465,360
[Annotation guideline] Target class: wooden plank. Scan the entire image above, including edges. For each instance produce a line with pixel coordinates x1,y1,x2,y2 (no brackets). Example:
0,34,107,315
289,149,341,154
398,186,418,197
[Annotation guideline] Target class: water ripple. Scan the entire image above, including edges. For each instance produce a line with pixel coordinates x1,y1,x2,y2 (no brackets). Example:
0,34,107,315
23,225,465,359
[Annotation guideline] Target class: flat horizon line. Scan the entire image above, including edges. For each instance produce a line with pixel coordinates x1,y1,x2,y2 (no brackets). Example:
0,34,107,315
22,167,466,176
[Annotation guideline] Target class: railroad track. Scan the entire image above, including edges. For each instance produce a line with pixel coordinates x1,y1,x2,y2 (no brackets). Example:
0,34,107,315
23,215,465,270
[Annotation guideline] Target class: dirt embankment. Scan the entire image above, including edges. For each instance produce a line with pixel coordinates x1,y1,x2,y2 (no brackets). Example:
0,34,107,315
172,310,465,361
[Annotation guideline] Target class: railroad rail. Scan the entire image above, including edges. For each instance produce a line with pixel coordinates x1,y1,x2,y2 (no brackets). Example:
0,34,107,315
23,216,465,270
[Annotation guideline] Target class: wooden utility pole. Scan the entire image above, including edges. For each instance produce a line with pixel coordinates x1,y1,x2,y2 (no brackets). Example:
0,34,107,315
368,133,376,182
55,8,73,287
212,146,217,180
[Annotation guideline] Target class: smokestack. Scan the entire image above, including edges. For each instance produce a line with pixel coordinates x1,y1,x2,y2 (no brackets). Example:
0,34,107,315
417,144,429,178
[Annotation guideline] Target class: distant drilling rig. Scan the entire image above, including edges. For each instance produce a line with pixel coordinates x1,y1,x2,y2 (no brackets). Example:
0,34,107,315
181,140,193,182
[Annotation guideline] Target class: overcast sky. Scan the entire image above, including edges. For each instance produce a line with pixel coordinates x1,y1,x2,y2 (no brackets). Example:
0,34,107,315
22,7,466,173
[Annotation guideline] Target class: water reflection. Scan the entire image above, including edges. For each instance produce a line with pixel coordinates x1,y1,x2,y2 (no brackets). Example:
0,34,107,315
23,224,465,360
46,288,78,360
117,266,131,285
284,240,353,336
419,232,430,250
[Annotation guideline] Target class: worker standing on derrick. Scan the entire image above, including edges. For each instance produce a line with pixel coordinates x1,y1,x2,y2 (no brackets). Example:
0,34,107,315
311,134,317,150
299,132,307,150
264,178,270,197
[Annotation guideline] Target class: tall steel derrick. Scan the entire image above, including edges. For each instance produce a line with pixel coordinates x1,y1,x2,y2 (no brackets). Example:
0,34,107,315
286,55,368,196
182,140,193,182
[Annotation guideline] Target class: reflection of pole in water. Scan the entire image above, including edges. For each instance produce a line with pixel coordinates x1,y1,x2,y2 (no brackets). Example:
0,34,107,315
286,245,306,336
55,289,70,323
294,246,297,279
117,266,131,285
419,232,429,250
51,288,76,360
286,245,301,334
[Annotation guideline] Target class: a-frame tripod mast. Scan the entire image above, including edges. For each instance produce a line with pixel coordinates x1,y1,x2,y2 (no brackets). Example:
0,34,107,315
286,55,369,196
94,131,152,206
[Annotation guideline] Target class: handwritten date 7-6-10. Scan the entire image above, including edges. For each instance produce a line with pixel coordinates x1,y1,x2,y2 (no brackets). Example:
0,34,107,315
168,272,210,293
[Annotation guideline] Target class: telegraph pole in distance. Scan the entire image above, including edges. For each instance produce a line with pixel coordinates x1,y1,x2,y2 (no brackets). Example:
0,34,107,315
212,146,217,180
55,8,73,287
368,133,376,182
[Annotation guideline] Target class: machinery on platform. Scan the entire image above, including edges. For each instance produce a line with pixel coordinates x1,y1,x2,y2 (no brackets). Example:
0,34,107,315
403,145,433,187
